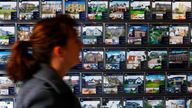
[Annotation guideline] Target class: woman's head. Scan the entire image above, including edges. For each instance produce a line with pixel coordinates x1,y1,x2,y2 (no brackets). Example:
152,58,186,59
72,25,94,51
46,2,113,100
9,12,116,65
7,15,83,81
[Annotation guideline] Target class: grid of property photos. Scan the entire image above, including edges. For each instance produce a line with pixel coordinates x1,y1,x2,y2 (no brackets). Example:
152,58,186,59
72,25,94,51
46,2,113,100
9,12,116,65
1,0,192,108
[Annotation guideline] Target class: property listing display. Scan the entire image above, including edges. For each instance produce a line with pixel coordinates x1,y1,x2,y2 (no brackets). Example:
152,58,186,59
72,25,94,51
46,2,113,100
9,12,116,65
17,24,33,41
18,0,40,20
41,0,62,18
0,0,17,20
0,0,191,21
2,0,192,108
65,0,86,19
0,24,15,47
109,0,129,20
82,24,103,45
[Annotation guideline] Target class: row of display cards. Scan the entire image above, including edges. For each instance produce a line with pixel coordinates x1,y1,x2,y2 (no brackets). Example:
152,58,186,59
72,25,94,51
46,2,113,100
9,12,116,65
2,70,192,96
2,97,192,108
63,72,192,95
1,0,192,20
75,48,192,70
1,48,192,70
79,97,192,108
76,23,192,45
3,23,192,46
3,71,192,96
2,73,192,108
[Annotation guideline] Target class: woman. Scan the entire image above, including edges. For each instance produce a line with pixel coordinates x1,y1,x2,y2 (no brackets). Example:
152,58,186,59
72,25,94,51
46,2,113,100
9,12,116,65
6,15,83,108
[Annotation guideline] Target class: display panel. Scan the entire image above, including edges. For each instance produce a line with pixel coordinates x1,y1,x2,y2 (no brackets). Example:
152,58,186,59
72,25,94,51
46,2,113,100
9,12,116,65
145,74,165,94
82,24,103,45
0,76,15,95
0,50,10,70
105,48,126,70
166,98,185,108
126,49,147,69
88,1,108,20
147,49,168,69
0,0,17,20
152,1,171,20
187,98,192,108
17,24,33,41
172,1,191,20
102,98,123,108
41,0,62,18
187,74,192,93
169,49,188,69
143,98,164,108
191,26,192,43
124,74,144,94
80,98,101,108
190,49,192,68
81,73,102,95
0,98,14,108
82,48,104,70
103,73,123,94
0,24,15,46
127,24,148,45
19,0,40,20
130,1,150,20
149,24,169,45
169,24,189,44
105,24,125,45
124,98,143,108
63,73,80,94
0,0,192,105
65,0,86,19
167,74,187,93
109,0,129,20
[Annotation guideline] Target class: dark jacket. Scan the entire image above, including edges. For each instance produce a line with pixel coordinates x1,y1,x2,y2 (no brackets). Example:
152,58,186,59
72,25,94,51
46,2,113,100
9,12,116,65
15,64,81,108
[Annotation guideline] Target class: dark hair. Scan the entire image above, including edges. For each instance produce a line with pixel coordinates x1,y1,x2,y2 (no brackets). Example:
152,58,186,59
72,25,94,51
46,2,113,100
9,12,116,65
6,15,77,82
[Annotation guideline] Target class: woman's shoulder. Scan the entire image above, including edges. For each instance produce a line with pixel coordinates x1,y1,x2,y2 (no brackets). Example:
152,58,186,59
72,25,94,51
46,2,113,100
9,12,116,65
16,77,81,108
16,64,81,108
20,71,72,97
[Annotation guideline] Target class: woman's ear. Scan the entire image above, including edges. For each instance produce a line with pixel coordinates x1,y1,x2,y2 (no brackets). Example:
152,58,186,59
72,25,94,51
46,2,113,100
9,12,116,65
52,46,66,57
